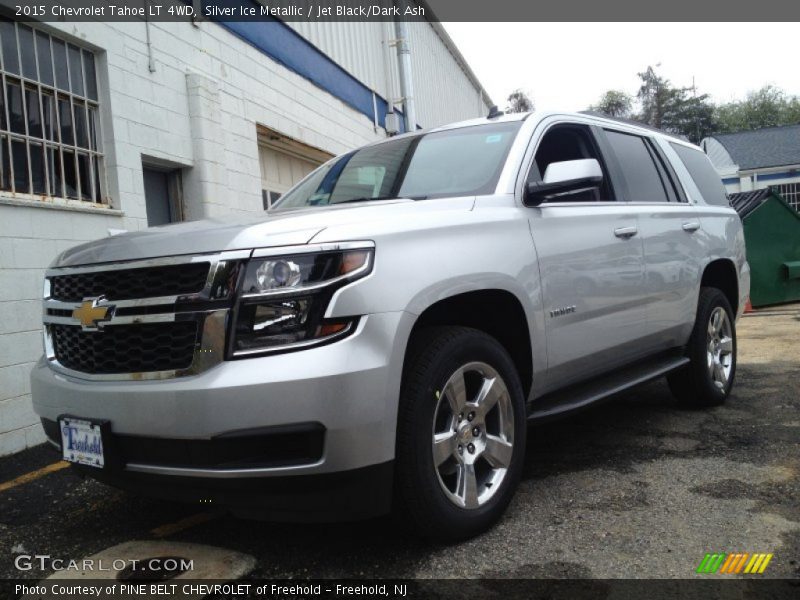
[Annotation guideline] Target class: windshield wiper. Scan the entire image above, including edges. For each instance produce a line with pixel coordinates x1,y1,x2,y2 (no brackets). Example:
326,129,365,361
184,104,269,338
335,195,427,204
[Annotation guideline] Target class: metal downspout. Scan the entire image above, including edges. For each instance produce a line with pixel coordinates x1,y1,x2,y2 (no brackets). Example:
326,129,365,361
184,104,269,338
394,17,417,132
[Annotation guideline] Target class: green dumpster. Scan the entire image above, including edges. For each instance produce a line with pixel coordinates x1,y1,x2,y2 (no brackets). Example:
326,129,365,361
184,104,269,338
730,188,800,307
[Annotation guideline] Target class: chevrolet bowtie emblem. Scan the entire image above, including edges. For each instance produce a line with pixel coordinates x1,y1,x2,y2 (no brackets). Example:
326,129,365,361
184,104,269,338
72,297,115,330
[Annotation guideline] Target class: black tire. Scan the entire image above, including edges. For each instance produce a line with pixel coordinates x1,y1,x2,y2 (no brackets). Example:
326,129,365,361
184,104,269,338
667,287,737,407
395,326,526,542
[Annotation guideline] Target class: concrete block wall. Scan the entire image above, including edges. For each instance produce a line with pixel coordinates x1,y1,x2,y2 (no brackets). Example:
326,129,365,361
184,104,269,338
0,16,482,456
0,204,129,455
0,18,389,456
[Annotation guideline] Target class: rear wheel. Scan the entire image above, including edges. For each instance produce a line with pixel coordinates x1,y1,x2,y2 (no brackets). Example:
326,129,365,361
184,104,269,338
395,327,526,542
668,287,737,407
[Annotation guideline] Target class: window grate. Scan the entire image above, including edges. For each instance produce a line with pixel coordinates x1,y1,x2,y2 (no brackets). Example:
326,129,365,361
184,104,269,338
0,17,103,203
772,182,800,213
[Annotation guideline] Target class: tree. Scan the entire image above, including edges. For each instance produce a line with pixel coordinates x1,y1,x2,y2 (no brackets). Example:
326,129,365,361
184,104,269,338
715,85,800,133
668,93,717,143
590,90,632,118
634,65,716,143
506,89,534,113
588,67,799,142
636,65,683,130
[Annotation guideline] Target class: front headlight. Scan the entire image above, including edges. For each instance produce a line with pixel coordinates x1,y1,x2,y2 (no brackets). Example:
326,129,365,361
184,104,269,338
230,244,373,356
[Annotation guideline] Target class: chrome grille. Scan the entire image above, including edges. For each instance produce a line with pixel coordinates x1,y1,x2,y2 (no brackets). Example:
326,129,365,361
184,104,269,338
42,251,249,380
50,262,210,301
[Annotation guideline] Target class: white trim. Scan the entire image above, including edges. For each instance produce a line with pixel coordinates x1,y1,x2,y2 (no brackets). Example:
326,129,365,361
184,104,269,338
0,194,123,216
738,164,800,177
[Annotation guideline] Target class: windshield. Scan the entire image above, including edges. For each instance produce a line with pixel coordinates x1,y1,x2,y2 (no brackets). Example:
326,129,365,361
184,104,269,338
271,121,522,210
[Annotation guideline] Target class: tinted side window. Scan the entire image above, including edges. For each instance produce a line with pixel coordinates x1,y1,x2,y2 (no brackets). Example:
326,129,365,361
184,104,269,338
669,143,730,206
604,130,669,202
648,143,685,202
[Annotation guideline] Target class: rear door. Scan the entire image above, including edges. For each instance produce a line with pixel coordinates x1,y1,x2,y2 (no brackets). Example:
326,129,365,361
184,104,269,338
600,129,703,352
525,121,648,389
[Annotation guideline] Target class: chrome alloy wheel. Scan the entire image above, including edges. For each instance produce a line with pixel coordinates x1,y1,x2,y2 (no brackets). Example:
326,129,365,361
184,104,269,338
707,306,734,390
431,361,515,509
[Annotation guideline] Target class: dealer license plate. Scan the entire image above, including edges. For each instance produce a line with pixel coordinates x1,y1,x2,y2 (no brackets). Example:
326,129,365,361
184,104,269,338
59,417,105,468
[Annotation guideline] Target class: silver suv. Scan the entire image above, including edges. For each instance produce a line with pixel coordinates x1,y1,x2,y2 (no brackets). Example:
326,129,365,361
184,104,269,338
32,112,749,541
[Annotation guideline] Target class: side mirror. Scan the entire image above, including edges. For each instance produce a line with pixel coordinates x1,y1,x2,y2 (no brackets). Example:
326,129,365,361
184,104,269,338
524,158,603,206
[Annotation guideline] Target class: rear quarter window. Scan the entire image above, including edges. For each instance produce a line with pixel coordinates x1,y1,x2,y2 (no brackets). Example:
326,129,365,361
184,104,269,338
669,143,730,206
605,130,669,202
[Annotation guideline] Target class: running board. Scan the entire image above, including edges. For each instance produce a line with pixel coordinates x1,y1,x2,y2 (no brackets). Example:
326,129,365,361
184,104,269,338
528,353,690,422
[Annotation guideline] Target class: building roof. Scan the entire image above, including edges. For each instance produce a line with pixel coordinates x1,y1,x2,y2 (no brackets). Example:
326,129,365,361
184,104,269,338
710,125,800,170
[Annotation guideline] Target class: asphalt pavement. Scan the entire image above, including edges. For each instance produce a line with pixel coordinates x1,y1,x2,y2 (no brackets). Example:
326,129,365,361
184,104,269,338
1,305,798,581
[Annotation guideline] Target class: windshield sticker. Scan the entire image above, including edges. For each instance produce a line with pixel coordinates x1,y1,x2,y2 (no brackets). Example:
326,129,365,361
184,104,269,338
485,134,503,144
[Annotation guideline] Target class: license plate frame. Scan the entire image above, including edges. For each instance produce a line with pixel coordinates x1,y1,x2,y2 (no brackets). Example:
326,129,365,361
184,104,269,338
58,415,109,469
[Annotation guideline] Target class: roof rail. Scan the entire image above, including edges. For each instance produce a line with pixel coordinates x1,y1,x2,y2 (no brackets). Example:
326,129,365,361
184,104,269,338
579,111,688,140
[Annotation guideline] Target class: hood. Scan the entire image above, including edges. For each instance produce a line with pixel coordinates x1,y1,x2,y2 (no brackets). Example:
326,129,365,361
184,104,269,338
53,198,461,267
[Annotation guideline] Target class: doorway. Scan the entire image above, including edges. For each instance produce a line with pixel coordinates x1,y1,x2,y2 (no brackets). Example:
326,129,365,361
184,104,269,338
143,167,183,227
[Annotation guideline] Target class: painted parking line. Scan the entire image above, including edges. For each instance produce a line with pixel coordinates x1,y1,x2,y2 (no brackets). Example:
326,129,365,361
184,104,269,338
150,512,218,538
0,461,69,494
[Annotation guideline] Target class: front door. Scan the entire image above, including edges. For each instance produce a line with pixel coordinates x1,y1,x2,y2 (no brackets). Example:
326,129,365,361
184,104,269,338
526,123,647,388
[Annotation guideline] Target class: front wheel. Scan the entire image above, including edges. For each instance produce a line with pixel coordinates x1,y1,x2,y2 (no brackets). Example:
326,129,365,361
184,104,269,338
668,287,737,407
395,326,526,542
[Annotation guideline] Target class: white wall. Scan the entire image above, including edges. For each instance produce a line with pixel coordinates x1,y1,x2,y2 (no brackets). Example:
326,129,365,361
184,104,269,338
0,204,128,454
288,20,491,128
0,17,488,456
408,23,490,126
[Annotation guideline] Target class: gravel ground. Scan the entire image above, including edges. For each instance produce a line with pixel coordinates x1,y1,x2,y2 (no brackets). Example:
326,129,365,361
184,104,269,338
1,306,798,581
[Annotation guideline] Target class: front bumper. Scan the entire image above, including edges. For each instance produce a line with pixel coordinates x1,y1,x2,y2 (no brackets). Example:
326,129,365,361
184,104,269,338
32,310,414,518
54,455,395,521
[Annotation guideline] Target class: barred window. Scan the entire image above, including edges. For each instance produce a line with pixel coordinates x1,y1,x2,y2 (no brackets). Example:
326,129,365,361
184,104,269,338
772,182,800,213
0,18,103,203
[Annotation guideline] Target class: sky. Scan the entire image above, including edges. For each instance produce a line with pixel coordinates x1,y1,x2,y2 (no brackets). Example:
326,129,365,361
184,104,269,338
443,23,800,112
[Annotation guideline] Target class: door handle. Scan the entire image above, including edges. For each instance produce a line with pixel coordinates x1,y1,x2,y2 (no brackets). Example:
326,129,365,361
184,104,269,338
682,221,701,232
614,226,638,239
